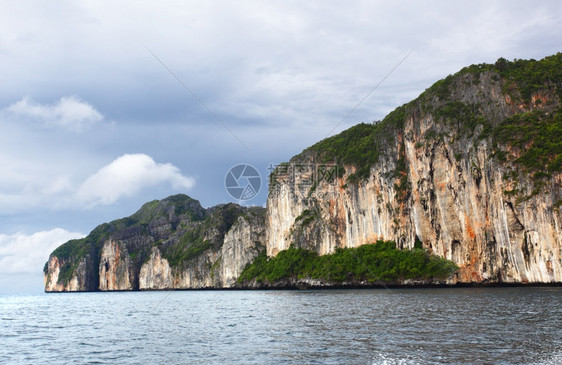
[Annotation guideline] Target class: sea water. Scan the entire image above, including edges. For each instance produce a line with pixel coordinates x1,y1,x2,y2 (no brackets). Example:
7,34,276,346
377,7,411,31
1,287,561,364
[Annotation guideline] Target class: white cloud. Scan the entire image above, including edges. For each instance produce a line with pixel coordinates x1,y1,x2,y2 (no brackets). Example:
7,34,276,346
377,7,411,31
0,150,195,212
5,96,103,132
75,154,195,207
0,228,84,275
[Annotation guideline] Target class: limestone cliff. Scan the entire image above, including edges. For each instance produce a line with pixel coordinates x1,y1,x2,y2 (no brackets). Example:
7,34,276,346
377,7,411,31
44,195,265,292
99,240,134,291
266,54,562,284
45,54,562,291
138,212,265,289
44,256,89,292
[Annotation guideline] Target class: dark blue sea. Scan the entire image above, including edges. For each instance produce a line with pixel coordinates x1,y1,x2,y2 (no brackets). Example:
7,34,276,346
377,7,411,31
1,287,561,364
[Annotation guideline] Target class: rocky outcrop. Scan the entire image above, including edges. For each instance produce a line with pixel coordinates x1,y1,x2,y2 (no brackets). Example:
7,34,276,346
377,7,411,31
44,195,266,292
99,240,134,291
215,214,265,287
266,55,562,284
139,248,172,289
44,256,89,292
138,211,265,289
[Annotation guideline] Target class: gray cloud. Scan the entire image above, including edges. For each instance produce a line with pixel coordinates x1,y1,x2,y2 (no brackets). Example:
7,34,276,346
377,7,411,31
4,96,103,132
0,228,84,275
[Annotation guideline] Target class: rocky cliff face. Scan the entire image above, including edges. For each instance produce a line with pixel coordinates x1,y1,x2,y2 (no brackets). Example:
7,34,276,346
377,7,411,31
99,240,134,291
44,256,89,292
45,54,562,291
266,55,562,284
138,212,265,289
44,195,265,292
139,248,172,289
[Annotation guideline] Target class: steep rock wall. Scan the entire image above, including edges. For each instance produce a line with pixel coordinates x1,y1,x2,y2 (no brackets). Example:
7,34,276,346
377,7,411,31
44,256,89,292
266,71,562,284
215,214,266,287
45,195,266,292
139,247,173,289
99,240,134,291
138,214,265,289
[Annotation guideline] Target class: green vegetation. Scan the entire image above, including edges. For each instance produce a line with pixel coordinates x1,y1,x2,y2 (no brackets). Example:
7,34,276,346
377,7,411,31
434,101,489,133
49,223,111,285
422,54,562,199
57,261,77,286
491,107,562,198
47,194,211,284
394,141,410,203
290,54,562,189
160,203,246,268
425,74,454,100
493,54,562,103
294,209,318,226
46,195,256,285
238,241,458,284
304,105,407,182
130,194,206,226
163,226,210,267
439,53,562,104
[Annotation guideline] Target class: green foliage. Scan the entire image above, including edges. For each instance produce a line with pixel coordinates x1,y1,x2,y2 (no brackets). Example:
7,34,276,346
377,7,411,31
303,106,406,182
50,239,88,285
422,55,562,201
414,236,423,250
495,54,562,103
163,222,212,267
434,101,489,133
293,54,561,188
130,194,206,225
458,53,562,103
492,107,562,193
238,248,318,283
425,74,454,100
238,241,458,284
49,223,111,285
161,203,246,268
394,142,410,203
51,238,88,261
57,261,77,286
130,200,160,225
294,209,318,226
46,194,211,284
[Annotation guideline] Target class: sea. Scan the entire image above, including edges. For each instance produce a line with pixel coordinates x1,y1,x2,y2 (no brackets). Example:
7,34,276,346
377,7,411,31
1,287,561,364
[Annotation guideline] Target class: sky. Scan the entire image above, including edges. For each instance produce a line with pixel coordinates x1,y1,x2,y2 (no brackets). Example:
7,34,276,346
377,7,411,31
1,0,561,294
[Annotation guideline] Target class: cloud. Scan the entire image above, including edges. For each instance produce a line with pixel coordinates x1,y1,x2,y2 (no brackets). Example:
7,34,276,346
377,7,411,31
75,154,195,207
0,228,84,275
5,96,103,132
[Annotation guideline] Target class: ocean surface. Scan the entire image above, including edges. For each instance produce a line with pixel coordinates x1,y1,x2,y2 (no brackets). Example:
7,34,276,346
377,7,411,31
1,287,561,364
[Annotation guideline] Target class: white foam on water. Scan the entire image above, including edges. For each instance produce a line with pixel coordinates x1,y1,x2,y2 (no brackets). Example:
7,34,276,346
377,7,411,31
371,353,421,365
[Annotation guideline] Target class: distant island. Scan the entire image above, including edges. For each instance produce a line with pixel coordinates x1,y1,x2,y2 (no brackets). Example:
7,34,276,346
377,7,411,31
45,53,562,292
